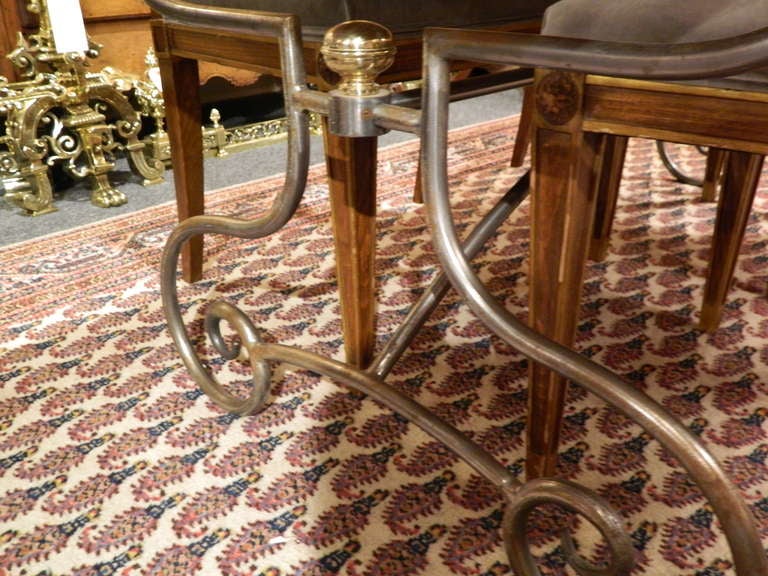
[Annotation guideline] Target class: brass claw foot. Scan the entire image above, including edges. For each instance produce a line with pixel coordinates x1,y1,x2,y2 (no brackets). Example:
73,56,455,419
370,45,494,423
90,180,127,208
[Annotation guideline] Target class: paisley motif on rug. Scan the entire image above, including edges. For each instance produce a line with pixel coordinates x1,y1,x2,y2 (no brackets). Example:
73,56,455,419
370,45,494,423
1,118,766,575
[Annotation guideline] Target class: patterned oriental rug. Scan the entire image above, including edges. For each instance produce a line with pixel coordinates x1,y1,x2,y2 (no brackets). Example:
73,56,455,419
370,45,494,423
1,116,767,576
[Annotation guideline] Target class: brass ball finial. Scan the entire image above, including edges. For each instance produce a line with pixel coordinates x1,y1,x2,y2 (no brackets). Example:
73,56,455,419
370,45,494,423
321,20,396,96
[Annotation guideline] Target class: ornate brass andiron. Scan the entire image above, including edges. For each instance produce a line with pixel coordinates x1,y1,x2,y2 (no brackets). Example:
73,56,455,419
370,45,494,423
0,0,164,215
135,47,323,166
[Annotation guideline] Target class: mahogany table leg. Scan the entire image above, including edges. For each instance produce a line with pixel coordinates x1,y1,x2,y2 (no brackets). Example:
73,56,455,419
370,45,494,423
323,121,378,368
589,135,628,261
156,51,204,283
510,85,534,167
700,151,764,331
701,147,728,203
528,71,601,478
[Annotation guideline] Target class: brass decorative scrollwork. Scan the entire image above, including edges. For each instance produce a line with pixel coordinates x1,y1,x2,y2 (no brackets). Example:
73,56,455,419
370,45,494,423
0,0,164,215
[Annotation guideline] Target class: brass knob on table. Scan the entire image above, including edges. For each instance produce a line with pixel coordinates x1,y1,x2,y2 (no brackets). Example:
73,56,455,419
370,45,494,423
321,20,396,96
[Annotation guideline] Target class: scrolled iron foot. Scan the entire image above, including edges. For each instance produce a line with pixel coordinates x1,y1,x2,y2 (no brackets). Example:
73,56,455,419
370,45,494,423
161,211,307,415
502,478,635,576
161,110,309,414
203,300,272,414
185,308,635,576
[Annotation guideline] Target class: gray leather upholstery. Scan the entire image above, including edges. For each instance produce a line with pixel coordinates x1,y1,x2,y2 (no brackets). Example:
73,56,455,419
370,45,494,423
182,0,559,41
543,0,768,81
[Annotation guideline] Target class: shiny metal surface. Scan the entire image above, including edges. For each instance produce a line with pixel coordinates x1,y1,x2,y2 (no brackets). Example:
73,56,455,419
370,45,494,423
376,68,534,134
153,1,768,571
320,21,395,136
369,174,530,380
326,90,391,136
423,26,768,81
0,0,164,215
656,140,706,187
159,5,312,414
145,0,297,36
321,20,396,97
503,478,636,576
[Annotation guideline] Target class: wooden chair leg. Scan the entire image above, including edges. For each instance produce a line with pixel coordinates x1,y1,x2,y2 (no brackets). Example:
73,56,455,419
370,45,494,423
701,147,728,203
528,71,601,479
510,85,534,167
323,119,378,368
589,135,629,261
156,51,204,283
417,81,535,202
700,151,764,331
412,154,423,204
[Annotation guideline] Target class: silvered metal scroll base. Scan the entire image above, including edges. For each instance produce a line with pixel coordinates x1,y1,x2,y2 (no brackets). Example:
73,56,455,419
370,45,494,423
151,1,768,573
162,175,640,574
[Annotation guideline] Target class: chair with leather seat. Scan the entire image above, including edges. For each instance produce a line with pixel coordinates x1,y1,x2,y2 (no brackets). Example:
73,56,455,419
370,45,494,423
524,0,768,478
545,0,768,332
149,0,557,370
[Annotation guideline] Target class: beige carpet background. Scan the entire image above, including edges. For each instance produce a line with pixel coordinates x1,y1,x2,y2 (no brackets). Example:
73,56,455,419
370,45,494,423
1,116,767,574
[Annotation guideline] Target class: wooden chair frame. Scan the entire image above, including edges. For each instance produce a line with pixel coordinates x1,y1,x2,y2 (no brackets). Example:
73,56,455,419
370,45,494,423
150,14,540,368
527,72,768,474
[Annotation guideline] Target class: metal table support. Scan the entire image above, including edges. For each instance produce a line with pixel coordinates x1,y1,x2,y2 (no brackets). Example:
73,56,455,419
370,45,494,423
148,1,768,572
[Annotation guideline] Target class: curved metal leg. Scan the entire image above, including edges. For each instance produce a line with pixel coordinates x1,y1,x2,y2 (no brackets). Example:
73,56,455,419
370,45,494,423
159,8,311,414
656,140,706,187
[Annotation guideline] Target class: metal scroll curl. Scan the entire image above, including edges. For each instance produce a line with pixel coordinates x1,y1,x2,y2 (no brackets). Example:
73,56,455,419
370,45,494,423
157,2,311,415
197,300,636,576
163,191,637,574
160,146,310,412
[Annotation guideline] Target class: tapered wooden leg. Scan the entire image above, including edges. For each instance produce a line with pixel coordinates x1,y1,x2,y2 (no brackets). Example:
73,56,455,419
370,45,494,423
701,147,727,203
323,121,378,368
589,135,628,261
412,154,423,204
700,152,764,331
528,71,601,479
156,49,204,282
0,3,21,81
510,85,534,167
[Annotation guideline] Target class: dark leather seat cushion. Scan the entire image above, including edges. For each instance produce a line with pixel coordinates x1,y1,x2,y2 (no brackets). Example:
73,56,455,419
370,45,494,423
542,0,768,82
182,0,559,41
